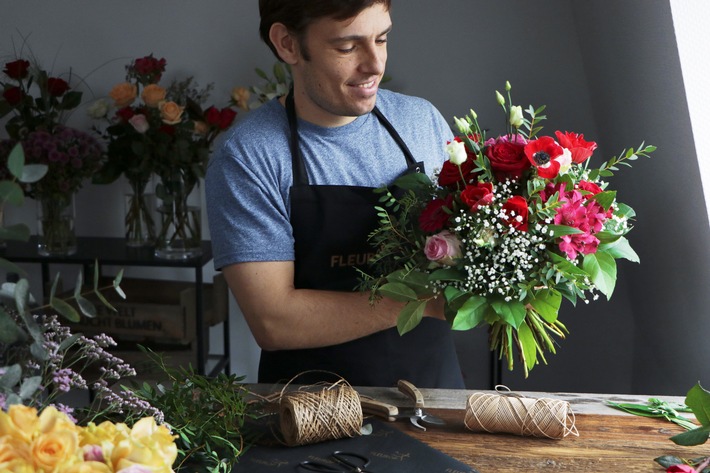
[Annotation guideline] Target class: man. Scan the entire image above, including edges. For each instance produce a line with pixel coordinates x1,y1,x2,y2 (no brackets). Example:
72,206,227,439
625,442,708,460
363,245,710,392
205,0,464,388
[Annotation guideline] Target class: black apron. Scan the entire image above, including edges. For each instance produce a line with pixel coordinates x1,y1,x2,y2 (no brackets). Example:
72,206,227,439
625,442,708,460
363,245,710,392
257,92,464,388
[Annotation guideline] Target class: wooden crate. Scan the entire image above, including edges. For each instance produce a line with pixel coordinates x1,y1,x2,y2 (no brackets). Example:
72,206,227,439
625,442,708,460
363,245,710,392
65,273,228,345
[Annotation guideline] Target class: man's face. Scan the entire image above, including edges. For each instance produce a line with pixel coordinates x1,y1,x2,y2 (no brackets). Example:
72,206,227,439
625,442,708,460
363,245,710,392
291,3,391,127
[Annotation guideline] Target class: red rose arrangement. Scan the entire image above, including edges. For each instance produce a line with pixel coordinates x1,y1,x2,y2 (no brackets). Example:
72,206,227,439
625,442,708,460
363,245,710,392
362,82,655,376
0,58,82,140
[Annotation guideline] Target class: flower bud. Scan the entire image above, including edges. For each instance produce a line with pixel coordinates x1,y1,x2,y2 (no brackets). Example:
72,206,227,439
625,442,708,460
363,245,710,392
454,116,470,134
509,105,524,128
505,81,512,91
469,109,477,120
496,90,505,106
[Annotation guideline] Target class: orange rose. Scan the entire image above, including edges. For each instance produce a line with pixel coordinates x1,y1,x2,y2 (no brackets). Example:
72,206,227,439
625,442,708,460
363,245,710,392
194,120,209,135
109,82,137,108
141,84,167,107
231,86,251,110
159,101,184,125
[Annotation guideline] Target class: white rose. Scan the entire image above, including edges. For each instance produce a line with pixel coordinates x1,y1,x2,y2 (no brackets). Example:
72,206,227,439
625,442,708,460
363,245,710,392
87,99,109,119
445,140,468,165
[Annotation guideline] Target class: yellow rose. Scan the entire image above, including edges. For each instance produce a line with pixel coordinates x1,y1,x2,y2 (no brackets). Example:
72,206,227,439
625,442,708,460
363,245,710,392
0,405,39,442
80,421,124,446
0,458,35,473
231,86,251,110
59,461,112,473
31,430,81,472
0,435,32,465
141,84,167,108
38,406,80,436
109,82,138,108
111,417,177,473
159,101,184,125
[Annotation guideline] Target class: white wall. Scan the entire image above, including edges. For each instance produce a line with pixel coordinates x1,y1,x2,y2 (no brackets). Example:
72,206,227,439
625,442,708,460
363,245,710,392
1,0,705,395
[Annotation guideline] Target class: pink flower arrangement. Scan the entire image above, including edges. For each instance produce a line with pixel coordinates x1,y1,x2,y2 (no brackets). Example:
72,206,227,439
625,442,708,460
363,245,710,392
363,82,655,376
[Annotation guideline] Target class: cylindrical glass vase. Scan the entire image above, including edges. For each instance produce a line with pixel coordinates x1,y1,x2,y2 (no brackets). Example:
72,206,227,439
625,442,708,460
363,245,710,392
154,175,202,260
125,178,156,247
37,193,77,256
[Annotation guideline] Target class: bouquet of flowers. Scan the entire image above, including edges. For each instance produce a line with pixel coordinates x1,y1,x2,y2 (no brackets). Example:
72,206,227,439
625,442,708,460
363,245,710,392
90,54,237,187
361,82,655,376
0,404,177,472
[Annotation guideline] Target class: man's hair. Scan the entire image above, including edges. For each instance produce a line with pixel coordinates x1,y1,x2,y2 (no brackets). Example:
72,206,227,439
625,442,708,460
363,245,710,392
259,0,392,61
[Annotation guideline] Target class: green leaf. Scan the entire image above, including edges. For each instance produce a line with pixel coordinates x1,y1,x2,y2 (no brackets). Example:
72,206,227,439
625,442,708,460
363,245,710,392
0,306,23,344
491,299,526,329
397,300,426,335
379,282,418,302
0,364,22,389
0,257,27,276
392,171,431,190
19,375,42,399
20,164,48,184
451,295,488,330
670,425,710,446
14,278,30,315
599,237,639,263
517,323,538,372
591,190,617,211
7,142,25,178
0,222,30,242
387,269,431,295
0,180,25,206
686,383,710,426
582,252,617,298
530,290,561,323
50,297,81,323
547,224,584,237
428,268,465,282
75,295,97,318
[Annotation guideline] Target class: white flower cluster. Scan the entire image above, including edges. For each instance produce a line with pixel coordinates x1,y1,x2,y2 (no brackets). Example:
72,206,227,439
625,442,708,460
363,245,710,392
450,184,551,302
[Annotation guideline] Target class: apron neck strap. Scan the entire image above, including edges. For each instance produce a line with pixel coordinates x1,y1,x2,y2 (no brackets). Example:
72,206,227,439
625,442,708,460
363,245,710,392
286,87,420,186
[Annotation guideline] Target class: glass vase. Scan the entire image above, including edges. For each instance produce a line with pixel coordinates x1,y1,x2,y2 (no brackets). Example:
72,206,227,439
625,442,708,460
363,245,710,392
125,178,156,247
37,193,77,256
154,175,202,260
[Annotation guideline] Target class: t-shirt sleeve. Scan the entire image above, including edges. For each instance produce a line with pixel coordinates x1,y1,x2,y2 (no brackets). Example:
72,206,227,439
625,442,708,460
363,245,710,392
205,131,295,270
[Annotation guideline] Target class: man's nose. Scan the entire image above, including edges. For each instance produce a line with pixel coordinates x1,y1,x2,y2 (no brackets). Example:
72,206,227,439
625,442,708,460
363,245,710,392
360,43,386,74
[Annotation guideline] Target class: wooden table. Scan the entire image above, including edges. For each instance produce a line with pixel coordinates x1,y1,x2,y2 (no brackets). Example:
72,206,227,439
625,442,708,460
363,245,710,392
251,385,707,472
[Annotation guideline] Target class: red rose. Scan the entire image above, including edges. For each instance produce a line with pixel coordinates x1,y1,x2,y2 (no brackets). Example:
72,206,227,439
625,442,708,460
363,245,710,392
524,136,564,179
132,55,166,83
115,107,135,122
555,130,597,164
217,107,238,130
501,195,529,232
159,124,176,136
2,86,24,106
460,182,494,212
3,59,30,80
47,77,70,96
484,134,529,181
419,194,453,233
438,159,477,188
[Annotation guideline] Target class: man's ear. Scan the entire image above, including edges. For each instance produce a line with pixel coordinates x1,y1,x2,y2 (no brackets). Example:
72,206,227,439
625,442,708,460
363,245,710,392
269,23,300,65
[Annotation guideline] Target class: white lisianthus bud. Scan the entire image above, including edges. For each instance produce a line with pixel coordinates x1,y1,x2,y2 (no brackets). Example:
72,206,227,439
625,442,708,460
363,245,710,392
454,116,470,134
469,109,477,120
496,90,505,106
509,105,524,127
556,147,573,174
87,99,109,119
505,81,512,91
445,140,468,165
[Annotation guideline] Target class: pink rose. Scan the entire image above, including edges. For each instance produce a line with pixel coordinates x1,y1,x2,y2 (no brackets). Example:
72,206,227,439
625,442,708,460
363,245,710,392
128,114,149,133
666,465,698,473
424,230,461,266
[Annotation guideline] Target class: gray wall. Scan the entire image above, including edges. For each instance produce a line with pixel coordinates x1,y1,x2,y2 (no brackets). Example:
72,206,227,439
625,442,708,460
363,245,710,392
1,0,706,395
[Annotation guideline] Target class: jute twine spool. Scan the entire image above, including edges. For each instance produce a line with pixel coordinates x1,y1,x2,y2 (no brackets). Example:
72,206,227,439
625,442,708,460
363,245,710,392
464,386,578,439
278,375,363,447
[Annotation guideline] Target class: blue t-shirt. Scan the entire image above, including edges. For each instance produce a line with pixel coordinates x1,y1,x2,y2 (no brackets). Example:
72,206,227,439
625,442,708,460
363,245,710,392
205,89,453,271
